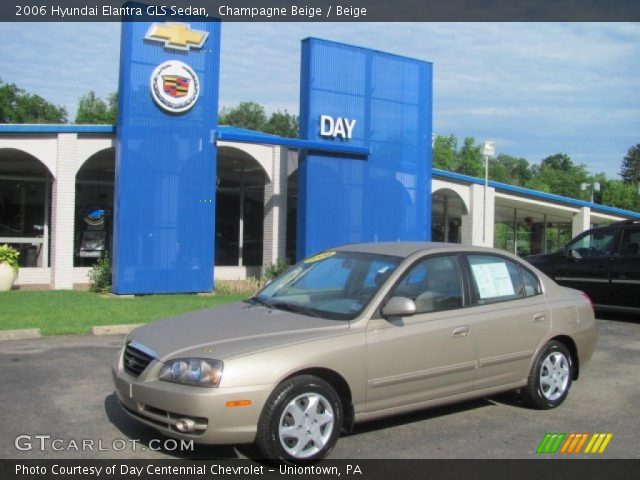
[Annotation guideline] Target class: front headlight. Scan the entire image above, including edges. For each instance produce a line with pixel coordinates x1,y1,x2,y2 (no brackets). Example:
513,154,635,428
159,358,223,388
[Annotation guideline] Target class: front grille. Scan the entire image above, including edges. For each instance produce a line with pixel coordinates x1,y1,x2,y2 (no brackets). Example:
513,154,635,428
123,343,154,377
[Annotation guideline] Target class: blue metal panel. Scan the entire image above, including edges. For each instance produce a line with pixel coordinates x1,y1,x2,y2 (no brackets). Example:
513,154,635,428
112,17,220,294
216,126,370,156
297,38,433,260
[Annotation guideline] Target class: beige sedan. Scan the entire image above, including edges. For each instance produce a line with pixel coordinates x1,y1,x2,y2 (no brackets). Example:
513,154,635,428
112,243,597,462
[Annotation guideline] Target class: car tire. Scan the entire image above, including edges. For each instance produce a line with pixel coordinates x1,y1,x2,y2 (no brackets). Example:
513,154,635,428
522,340,573,409
256,375,343,462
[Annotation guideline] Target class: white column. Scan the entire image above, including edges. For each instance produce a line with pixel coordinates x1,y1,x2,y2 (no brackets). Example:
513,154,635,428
462,183,495,247
50,133,77,290
262,146,288,269
572,206,591,237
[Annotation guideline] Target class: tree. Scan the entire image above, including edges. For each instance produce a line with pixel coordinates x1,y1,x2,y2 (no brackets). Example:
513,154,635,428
219,102,301,138
0,78,67,123
75,91,117,124
219,101,267,132
525,153,589,198
264,110,298,138
619,144,640,186
601,179,640,211
433,134,458,171
108,92,118,122
489,154,531,186
457,137,484,177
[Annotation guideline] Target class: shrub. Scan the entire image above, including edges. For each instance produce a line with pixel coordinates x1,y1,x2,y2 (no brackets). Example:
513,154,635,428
89,253,111,293
214,277,262,295
263,259,290,282
0,245,20,274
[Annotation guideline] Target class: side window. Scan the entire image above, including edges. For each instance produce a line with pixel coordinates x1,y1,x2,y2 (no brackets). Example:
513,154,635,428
567,228,615,257
619,229,640,257
520,266,542,297
390,255,463,314
467,255,524,304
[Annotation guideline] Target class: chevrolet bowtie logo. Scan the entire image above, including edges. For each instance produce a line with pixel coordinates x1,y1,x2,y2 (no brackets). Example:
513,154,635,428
144,22,208,51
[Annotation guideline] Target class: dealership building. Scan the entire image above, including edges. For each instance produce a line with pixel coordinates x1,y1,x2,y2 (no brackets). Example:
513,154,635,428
1,22,639,292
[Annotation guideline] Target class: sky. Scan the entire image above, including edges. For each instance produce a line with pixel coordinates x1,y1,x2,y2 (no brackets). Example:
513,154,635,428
1,22,639,178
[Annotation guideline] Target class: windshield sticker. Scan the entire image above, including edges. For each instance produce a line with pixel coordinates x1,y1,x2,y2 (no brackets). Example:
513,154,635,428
304,251,337,264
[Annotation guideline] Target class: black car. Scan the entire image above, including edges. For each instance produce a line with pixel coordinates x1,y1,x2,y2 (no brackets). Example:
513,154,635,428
526,220,640,312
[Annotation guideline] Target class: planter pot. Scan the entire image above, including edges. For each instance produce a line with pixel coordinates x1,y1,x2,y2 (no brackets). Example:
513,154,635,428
0,263,17,291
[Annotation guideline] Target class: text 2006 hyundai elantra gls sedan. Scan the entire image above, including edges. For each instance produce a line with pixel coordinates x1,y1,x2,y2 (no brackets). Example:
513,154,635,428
112,243,597,462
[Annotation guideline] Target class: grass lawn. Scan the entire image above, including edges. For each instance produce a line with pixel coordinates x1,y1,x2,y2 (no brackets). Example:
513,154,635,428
0,290,247,335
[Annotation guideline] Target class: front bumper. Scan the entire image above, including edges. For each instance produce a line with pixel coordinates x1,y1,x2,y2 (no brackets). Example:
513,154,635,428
111,349,273,445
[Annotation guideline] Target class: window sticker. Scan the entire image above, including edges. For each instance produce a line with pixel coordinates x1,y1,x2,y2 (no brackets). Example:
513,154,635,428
304,251,337,264
471,262,515,299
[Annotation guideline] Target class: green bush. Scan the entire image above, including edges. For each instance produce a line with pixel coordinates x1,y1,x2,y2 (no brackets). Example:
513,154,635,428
263,258,290,282
89,253,111,293
0,245,20,274
214,278,262,295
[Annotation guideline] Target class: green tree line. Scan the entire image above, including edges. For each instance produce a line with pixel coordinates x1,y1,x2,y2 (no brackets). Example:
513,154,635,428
434,134,640,211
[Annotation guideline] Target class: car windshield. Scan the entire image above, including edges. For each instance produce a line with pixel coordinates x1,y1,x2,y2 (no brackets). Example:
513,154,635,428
251,251,402,320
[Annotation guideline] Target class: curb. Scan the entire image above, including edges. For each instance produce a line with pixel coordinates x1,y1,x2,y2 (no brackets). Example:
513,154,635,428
91,324,143,336
0,329,42,341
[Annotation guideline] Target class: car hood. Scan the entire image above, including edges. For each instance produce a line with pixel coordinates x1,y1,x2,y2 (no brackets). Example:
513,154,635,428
127,301,350,362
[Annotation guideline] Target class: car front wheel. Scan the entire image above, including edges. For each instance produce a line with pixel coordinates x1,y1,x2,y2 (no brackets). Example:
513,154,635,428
256,375,342,462
522,340,573,409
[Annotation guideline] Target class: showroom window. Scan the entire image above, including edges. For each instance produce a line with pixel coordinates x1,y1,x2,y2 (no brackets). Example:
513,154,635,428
0,149,51,268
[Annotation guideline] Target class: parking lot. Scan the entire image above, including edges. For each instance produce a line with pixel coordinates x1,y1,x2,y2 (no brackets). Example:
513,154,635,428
1,314,638,460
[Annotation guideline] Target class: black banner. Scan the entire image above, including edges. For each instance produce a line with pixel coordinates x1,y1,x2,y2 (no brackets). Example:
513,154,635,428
3,0,640,22
2,460,639,480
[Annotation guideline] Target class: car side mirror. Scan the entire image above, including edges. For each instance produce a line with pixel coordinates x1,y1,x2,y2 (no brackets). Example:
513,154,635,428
568,249,581,260
381,297,416,318
562,248,579,261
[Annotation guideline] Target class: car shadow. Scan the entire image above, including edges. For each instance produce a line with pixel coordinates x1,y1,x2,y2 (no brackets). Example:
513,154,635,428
349,396,497,436
595,311,640,325
104,393,248,459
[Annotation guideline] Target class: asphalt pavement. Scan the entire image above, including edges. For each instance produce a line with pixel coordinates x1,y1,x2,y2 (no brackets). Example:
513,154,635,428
1,314,638,460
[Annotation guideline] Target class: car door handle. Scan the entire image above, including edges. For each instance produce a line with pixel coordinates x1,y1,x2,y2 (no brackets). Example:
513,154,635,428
451,325,469,338
533,313,546,323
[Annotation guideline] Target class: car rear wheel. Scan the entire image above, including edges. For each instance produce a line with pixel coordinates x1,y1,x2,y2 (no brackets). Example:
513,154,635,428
256,375,342,462
522,340,573,409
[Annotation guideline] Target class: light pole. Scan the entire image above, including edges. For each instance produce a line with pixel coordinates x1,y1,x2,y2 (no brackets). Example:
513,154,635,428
481,141,497,245
580,182,600,203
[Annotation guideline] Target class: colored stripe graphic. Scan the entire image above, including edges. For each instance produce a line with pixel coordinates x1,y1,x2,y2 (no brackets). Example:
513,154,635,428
537,433,613,454
584,433,613,454
537,433,565,453
560,433,589,453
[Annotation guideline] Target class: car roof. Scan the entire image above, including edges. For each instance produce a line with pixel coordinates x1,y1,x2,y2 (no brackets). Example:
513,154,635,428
332,242,496,259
